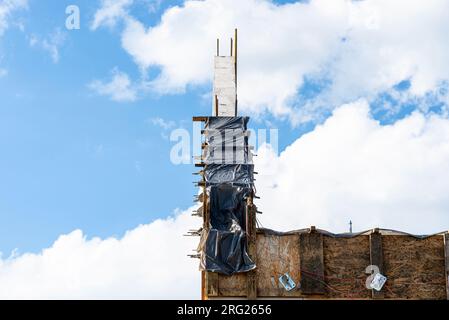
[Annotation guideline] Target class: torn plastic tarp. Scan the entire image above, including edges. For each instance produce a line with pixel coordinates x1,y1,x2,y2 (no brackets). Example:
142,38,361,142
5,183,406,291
202,145,253,164
201,184,255,275
202,128,253,164
204,164,254,187
205,117,249,130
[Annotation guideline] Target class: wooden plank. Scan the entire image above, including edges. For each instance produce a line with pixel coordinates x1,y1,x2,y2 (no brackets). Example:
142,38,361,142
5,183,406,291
256,233,301,297
201,270,206,300
247,271,257,300
193,116,208,122
246,201,257,299
299,229,325,295
369,229,384,299
444,233,449,300
207,272,219,297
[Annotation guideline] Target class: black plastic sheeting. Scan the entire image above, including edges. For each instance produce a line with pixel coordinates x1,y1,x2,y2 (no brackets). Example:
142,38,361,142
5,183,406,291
199,116,256,275
204,164,254,187
202,118,252,164
201,185,256,275
205,117,249,130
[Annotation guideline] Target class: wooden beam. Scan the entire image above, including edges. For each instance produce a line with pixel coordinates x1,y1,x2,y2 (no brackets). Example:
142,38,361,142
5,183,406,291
444,233,449,300
193,116,208,122
369,229,385,299
246,201,257,300
201,270,206,300
299,229,325,295
215,95,219,117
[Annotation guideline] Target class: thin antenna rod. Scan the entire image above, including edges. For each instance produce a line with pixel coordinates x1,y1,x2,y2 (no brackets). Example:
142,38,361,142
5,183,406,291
216,38,220,56
230,38,233,57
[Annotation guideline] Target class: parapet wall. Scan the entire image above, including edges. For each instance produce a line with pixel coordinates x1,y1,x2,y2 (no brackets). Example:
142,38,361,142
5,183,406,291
203,228,449,300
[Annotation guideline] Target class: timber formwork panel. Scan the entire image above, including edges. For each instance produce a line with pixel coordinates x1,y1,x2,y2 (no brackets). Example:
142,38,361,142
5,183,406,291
208,230,449,300
382,235,446,299
323,236,371,299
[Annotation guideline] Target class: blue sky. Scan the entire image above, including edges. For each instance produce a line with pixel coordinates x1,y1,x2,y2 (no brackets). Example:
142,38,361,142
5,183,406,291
0,0,302,254
0,0,448,299
0,0,448,254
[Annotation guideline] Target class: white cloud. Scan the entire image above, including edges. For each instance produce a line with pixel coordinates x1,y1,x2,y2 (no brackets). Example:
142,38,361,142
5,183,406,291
256,100,449,234
0,207,201,299
89,68,138,102
91,0,133,30
147,117,176,130
0,68,7,77
0,0,27,36
29,28,67,63
1,100,448,298
96,0,449,122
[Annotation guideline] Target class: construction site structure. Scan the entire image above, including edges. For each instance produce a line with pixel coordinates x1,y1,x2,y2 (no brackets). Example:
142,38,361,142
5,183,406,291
191,30,449,300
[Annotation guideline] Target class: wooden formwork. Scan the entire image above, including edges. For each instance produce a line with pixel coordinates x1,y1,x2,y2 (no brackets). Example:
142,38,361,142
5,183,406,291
202,228,449,300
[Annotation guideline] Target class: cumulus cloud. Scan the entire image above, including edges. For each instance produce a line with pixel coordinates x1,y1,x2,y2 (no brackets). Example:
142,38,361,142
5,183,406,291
256,100,449,234
89,68,138,102
1,100,448,298
0,0,27,36
0,208,201,299
91,0,133,30
147,117,176,130
92,0,449,122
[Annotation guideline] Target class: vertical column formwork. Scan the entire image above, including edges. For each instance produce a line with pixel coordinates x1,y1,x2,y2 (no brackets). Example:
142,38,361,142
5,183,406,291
192,30,258,299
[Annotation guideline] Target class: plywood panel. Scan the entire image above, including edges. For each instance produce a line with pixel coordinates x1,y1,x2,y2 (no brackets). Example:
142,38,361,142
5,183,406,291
218,273,246,297
206,231,448,299
256,233,301,297
383,235,446,299
324,236,371,299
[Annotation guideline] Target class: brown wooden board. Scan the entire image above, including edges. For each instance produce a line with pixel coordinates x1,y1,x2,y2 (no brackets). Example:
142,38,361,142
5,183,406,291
207,231,448,299
369,231,384,299
381,235,446,299
323,235,371,299
445,233,449,300
256,233,301,297
299,232,325,295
